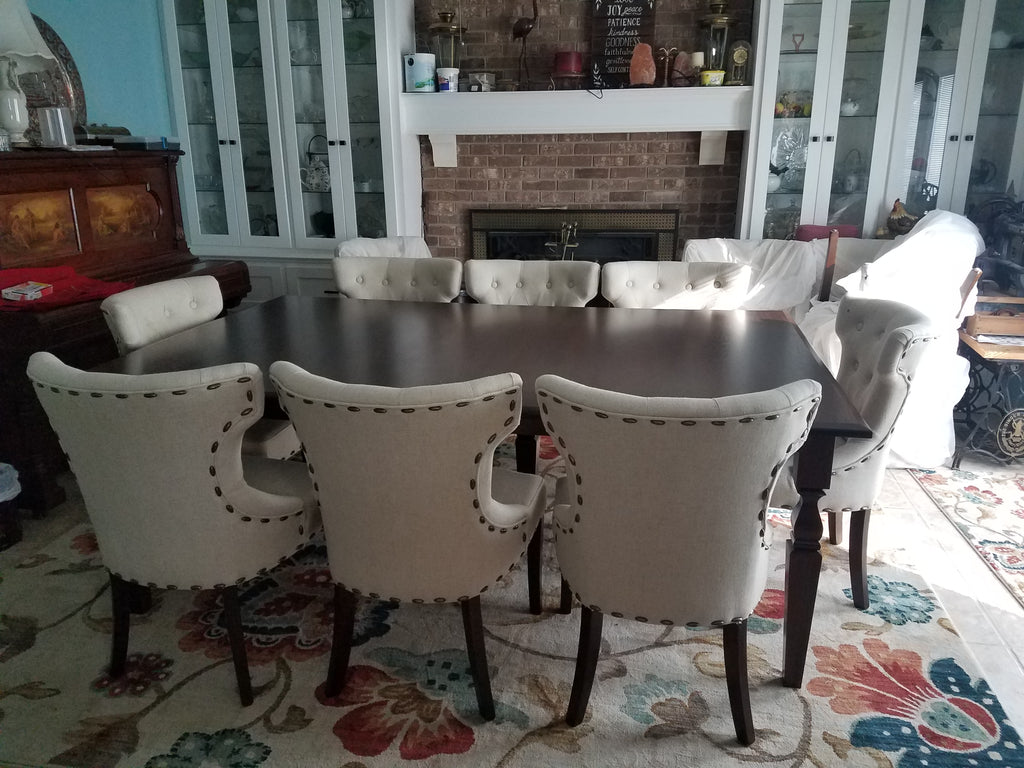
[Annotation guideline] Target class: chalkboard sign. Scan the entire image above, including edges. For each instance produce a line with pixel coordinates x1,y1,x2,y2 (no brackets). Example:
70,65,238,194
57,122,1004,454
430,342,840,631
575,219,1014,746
591,0,656,89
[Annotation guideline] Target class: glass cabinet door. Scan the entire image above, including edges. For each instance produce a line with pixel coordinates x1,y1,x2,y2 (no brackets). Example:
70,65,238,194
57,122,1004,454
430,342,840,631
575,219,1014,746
763,1,824,238
963,0,1024,223
899,0,971,218
825,0,892,229
225,0,286,241
344,4,386,238
174,0,228,236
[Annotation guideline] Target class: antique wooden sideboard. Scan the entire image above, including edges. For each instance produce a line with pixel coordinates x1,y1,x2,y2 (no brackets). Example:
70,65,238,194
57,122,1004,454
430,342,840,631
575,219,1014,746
0,149,250,513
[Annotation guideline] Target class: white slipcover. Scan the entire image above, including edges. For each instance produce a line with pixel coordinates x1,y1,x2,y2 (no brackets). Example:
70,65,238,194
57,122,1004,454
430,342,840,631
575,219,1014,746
798,211,984,467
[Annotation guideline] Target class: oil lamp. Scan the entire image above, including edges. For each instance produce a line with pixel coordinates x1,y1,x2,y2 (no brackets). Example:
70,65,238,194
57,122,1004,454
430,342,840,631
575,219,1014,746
700,1,733,74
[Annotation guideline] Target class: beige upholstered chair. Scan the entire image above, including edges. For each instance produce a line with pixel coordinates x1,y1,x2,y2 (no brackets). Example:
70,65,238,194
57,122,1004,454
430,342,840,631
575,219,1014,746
464,259,600,306
100,276,300,460
332,255,462,302
774,296,939,609
334,235,433,260
269,364,546,720
27,352,319,706
600,261,752,309
100,276,224,356
536,374,821,744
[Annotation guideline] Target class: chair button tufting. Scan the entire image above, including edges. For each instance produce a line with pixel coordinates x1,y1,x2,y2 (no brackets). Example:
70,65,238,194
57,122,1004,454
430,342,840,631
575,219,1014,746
164,307,173,317
546,281,553,288
516,281,523,288
856,321,864,331
356,276,364,284
626,280,634,287
410,279,417,287
713,281,722,289
491,281,499,288
189,299,199,309
568,280,575,287
382,278,390,286
684,283,693,291
653,282,661,290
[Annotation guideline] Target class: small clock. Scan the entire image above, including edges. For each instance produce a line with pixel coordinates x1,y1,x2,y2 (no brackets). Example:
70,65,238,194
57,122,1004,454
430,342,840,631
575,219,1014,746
726,41,751,86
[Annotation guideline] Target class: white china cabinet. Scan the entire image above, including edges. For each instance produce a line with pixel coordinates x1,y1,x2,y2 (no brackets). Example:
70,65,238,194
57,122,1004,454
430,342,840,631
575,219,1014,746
162,0,387,263
885,0,1024,227
745,0,909,239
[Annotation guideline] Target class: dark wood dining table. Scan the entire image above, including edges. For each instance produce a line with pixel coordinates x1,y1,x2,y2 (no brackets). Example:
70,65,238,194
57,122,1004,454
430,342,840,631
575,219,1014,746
94,295,870,688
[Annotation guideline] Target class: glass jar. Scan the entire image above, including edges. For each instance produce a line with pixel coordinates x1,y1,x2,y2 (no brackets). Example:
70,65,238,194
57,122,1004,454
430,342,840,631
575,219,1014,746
429,11,466,71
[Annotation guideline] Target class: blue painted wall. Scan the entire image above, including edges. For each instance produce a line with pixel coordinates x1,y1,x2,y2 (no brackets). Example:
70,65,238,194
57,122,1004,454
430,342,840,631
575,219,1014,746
26,0,172,136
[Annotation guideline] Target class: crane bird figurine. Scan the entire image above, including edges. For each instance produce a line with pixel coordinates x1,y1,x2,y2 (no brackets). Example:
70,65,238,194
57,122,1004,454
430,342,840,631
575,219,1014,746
512,0,538,88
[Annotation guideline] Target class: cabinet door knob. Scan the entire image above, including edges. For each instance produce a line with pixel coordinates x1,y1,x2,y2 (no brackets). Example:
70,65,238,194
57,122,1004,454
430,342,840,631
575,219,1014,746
825,135,834,142
811,136,820,142
949,134,959,141
964,134,975,141
218,139,227,145
228,139,237,145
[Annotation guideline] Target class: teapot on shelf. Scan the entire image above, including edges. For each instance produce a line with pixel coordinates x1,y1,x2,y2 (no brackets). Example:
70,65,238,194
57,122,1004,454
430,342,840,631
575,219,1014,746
300,134,331,192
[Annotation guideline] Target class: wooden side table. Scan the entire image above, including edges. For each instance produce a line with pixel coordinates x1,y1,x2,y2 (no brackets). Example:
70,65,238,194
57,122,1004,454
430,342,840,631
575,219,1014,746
954,330,1024,467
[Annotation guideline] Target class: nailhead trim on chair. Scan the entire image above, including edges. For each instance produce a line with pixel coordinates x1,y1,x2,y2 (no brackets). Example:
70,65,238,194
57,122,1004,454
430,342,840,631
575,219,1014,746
543,388,821,605
278,382,532,602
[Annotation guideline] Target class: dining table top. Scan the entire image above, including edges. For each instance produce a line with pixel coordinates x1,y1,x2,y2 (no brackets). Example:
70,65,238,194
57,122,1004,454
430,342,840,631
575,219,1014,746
94,295,869,440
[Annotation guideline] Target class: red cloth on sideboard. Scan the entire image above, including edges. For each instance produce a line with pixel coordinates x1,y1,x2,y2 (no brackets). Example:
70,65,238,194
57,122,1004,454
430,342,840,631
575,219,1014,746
0,266,133,312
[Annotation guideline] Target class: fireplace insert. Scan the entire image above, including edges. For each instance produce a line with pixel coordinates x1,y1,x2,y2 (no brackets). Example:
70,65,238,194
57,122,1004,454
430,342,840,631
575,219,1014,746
469,209,679,264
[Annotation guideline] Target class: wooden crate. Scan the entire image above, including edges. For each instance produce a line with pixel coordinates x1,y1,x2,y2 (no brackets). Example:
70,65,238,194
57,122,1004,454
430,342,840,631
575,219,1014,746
966,296,1024,337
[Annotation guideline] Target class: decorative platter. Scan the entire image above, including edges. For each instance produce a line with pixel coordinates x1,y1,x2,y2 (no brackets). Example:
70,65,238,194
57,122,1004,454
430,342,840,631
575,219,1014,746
29,15,87,129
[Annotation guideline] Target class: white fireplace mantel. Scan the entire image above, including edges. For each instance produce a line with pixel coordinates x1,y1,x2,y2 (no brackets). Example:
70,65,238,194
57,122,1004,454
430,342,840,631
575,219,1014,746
400,86,755,167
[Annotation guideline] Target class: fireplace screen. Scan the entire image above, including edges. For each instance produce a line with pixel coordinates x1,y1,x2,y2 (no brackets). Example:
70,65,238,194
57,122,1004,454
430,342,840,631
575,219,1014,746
469,209,679,264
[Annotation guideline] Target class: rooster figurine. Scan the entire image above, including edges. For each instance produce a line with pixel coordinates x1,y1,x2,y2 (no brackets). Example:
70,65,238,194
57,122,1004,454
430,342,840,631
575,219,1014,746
886,198,920,236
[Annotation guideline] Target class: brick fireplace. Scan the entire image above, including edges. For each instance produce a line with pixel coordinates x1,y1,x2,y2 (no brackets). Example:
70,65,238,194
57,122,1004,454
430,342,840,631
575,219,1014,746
419,130,746,261
411,1,753,261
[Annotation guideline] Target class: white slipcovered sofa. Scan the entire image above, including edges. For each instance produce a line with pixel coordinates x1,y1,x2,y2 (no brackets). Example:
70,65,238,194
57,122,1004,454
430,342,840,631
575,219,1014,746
684,211,986,468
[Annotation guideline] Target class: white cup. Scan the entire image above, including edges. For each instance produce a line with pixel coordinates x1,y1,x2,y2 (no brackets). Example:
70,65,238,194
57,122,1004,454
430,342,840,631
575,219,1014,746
437,67,459,93
38,107,76,147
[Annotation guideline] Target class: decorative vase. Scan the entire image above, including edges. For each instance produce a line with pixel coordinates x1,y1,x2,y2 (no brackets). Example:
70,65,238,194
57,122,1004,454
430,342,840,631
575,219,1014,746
0,57,29,146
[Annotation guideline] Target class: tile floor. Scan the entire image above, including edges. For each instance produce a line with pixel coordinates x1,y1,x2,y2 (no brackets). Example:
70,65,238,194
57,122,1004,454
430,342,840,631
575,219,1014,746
871,456,1024,732
7,461,1024,734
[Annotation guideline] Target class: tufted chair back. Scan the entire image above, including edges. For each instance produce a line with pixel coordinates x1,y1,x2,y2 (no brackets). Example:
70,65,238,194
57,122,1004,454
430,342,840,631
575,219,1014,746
27,351,319,705
100,276,223,355
464,259,600,306
600,261,752,309
536,374,820,741
772,296,937,609
332,255,462,302
334,235,433,260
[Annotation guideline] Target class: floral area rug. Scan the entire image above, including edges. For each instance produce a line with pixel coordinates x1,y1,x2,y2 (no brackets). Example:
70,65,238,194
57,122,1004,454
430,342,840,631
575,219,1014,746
2,442,1023,768
910,465,1024,611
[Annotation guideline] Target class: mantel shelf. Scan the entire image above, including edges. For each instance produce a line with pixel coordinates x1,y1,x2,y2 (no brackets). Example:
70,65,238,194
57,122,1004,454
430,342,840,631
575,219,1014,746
400,86,754,166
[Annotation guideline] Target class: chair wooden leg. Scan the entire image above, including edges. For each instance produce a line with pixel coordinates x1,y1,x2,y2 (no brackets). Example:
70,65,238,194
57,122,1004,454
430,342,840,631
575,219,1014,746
723,620,755,746
566,606,603,726
528,522,542,615
849,508,870,609
559,576,573,614
221,586,253,706
127,583,152,614
828,510,843,545
108,572,131,679
461,596,495,720
325,585,358,698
